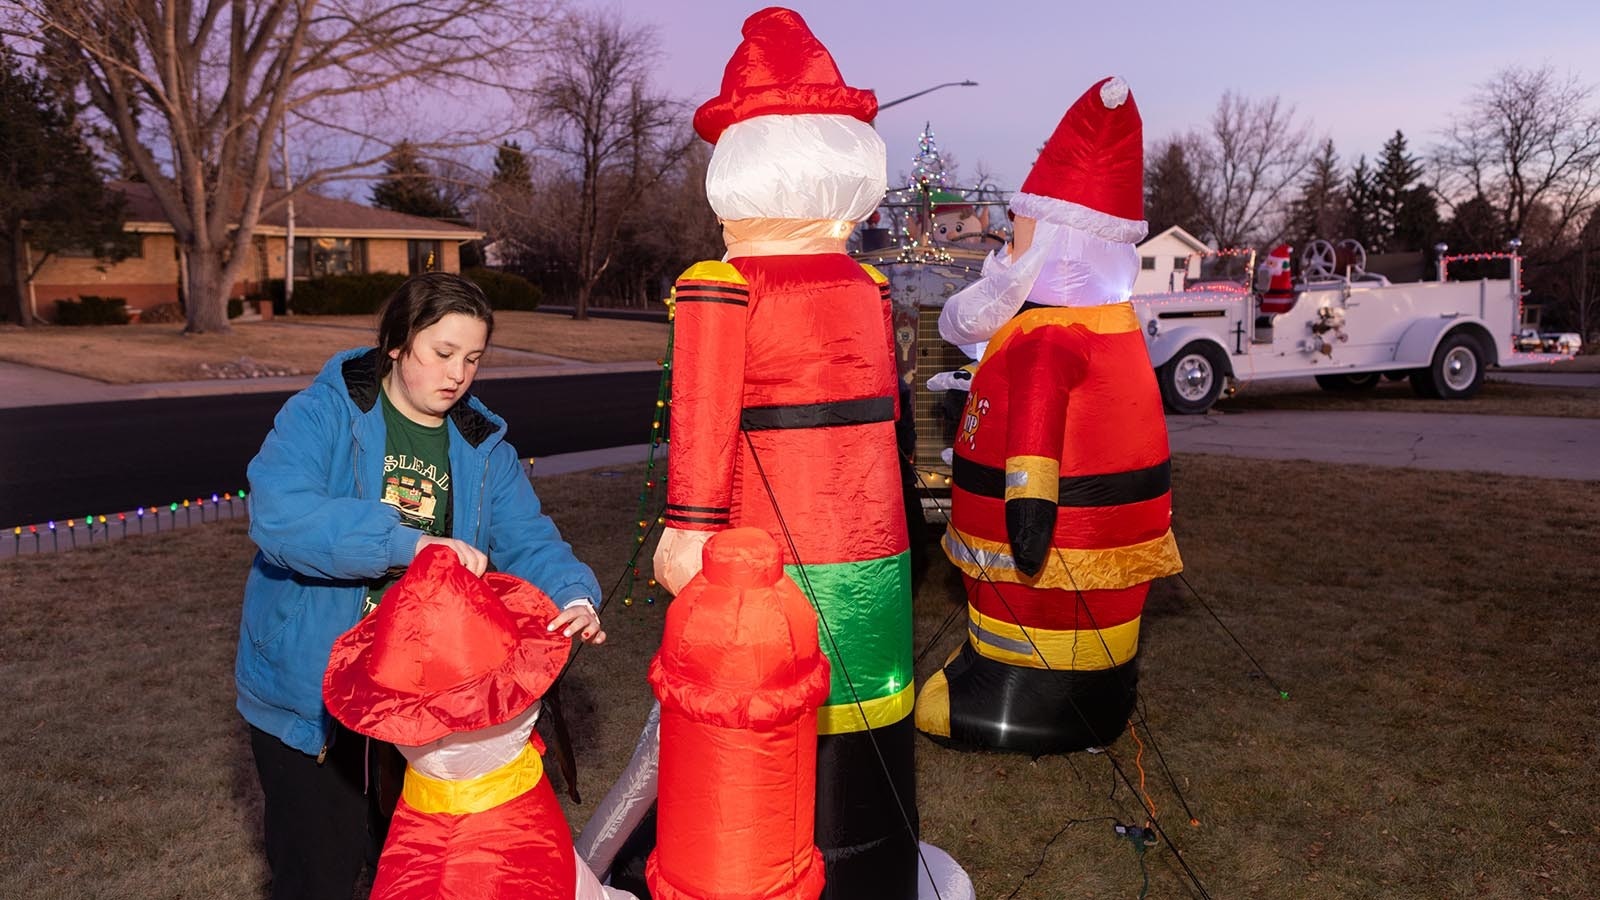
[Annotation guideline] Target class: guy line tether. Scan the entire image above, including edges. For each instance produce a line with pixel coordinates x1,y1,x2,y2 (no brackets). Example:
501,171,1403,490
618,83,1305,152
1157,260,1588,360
906,455,1214,899
744,431,945,900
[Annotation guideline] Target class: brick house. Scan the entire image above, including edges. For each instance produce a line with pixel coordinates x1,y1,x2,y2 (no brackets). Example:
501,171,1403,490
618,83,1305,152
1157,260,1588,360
24,181,483,321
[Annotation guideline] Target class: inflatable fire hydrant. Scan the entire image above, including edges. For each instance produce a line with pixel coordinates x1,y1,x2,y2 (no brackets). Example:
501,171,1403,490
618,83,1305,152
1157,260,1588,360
646,528,833,900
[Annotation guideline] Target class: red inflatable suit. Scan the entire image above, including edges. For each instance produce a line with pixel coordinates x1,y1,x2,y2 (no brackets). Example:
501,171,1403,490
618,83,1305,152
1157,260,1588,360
650,9,926,899
917,77,1183,755
322,545,628,900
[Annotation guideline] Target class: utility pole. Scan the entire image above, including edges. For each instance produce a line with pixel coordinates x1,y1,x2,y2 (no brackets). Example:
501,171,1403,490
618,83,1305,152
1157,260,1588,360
282,118,295,313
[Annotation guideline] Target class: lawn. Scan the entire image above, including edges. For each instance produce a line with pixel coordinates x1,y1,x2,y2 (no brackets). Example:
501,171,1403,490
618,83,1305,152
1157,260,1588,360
4,455,1596,898
0,312,669,384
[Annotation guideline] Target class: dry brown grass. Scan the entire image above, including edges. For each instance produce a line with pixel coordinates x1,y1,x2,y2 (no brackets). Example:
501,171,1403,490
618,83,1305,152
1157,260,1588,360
0,309,669,385
1218,377,1600,418
0,321,550,384
283,312,671,365
4,456,1597,899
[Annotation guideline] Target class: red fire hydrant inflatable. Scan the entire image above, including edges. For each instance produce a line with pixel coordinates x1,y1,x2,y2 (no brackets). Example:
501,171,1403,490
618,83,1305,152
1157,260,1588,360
646,528,833,900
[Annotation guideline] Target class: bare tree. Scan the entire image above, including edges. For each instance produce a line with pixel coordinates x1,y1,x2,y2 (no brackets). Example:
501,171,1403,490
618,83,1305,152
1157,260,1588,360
1434,65,1600,254
8,0,553,333
1183,92,1314,248
528,9,692,319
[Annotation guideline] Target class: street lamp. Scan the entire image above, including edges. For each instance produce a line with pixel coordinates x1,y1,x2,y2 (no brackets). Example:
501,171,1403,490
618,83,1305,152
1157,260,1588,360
877,80,978,113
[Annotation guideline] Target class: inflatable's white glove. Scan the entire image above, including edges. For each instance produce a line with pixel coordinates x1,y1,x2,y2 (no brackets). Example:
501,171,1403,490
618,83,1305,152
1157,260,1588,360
927,366,976,393
652,526,714,596
937,222,1057,347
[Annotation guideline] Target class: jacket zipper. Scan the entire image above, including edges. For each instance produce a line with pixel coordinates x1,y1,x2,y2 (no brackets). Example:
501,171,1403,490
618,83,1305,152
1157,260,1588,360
320,418,369,764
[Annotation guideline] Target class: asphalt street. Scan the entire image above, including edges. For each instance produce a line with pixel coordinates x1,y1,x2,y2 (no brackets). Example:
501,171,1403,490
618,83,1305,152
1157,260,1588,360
3,362,1596,528
0,370,660,526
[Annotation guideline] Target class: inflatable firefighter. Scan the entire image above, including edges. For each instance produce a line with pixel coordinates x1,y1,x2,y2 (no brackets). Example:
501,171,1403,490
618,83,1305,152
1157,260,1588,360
917,76,1184,755
649,8,926,898
322,545,630,900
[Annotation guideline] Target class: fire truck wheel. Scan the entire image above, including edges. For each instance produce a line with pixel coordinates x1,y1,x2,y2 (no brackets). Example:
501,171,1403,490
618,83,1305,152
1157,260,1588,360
1158,342,1227,415
1412,331,1486,400
1314,372,1382,392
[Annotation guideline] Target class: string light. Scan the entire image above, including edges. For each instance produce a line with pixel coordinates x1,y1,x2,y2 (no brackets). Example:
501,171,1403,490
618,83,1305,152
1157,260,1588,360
5,485,253,557
622,291,676,608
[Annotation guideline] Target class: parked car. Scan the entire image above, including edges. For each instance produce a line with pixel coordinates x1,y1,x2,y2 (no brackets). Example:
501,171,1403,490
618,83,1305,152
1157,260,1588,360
1541,332,1583,354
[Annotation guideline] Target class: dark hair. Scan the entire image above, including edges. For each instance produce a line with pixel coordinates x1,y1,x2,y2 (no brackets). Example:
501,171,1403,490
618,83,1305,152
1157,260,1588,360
375,272,494,378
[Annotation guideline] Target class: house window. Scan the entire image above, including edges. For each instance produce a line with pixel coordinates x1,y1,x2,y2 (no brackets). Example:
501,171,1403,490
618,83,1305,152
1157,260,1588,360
293,237,366,279
1174,256,1189,270
1140,256,1156,270
408,239,443,275
58,235,143,259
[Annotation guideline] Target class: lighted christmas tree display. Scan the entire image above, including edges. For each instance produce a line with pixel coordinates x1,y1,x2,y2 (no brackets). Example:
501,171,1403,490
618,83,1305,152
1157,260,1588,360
910,120,951,193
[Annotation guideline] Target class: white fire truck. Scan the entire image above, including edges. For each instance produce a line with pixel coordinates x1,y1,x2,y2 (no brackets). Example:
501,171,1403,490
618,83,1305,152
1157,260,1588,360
1133,239,1575,414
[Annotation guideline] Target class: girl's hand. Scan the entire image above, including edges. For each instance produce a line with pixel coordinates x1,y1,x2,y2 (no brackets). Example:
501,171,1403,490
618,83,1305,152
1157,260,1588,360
548,601,606,644
416,535,488,577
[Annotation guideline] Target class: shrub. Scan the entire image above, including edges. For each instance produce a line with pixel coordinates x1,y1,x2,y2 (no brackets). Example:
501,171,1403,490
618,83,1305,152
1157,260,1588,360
139,302,184,324
288,273,408,315
464,267,542,311
55,295,130,326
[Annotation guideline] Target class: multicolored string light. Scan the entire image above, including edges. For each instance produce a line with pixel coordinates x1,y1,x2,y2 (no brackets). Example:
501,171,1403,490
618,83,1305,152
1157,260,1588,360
620,293,675,607
5,489,247,557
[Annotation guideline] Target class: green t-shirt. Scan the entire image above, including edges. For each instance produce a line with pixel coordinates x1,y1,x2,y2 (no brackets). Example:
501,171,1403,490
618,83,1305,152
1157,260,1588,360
362,390,453,615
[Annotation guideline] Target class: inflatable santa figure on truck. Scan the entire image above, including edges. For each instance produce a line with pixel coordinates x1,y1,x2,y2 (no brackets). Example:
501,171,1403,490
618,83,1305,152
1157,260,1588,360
651,8,968,900
916,76,1184,755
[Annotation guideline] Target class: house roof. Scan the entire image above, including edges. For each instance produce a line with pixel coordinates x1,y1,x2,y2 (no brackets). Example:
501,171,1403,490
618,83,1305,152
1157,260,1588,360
111,180,483,240
1136,224,1210,254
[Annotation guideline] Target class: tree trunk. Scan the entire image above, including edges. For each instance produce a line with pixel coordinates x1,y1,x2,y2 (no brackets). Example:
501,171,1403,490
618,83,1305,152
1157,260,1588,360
572,280,592,320
6,238,34,327
184,247,232,334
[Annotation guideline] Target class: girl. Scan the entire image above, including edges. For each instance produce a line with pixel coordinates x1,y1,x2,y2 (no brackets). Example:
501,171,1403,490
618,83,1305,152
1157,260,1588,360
236,272,603,899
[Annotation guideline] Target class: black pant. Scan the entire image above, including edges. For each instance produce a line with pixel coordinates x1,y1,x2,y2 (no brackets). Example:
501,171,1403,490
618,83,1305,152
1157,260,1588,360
249,723,404,900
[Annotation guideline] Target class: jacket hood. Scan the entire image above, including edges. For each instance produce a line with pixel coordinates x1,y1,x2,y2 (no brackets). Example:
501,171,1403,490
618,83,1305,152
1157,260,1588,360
315,347,502,449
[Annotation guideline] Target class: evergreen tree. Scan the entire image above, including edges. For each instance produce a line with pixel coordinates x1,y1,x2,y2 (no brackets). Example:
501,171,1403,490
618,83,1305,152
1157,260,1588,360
0,48,129,326
491,140,534,192
1287,139,1347,245
1144,140,1205,240
1344,155,1381,251
1373,131,1437,251
1442,193,1505,253
1393,186,1442,253
371,140,460,220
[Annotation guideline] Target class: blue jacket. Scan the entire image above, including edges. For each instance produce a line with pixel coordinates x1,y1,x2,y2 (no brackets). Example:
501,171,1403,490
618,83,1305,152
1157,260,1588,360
236,348,601,756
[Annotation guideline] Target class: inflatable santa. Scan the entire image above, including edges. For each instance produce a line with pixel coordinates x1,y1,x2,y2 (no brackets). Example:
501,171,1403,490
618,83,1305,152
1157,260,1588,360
322,545,631,900
648,8,943,899
1258,243,1298,315
916,76,1184,755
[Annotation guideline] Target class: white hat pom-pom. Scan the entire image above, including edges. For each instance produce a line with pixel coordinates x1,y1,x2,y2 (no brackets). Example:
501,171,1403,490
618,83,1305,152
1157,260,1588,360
1099,76,1129,109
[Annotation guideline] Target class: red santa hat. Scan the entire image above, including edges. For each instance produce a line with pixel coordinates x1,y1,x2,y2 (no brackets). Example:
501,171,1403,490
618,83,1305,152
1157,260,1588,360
322,544,572,746
693,7,878,145
1011,76,1147,244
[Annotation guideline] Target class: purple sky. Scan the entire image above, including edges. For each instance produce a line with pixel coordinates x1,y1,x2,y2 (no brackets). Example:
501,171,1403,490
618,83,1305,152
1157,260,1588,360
590,0,1600,191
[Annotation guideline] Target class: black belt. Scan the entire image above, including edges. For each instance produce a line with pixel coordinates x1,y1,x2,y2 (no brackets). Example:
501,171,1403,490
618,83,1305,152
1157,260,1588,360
740,395,895,431
952,456,1171,507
